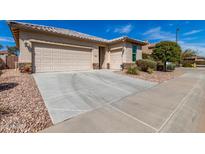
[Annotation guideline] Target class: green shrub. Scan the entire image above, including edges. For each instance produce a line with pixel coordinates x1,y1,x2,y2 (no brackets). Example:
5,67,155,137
136,59,157,72
127,66,140,75
183,63,193,67
166,63,176,71
147,68,154,74
182,61,194,67
20,63,32,73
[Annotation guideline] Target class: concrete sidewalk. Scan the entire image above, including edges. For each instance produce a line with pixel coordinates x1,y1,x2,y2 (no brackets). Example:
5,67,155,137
42,69,205,133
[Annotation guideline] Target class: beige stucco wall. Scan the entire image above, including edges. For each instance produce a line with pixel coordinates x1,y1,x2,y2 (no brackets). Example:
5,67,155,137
142,45,153,55
19,30,99,63
18,30,143,68
108,42,143,64
125,42,142,63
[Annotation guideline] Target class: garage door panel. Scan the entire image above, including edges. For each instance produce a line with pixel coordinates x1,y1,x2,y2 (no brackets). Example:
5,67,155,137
34,43,92,72
110,49,122,70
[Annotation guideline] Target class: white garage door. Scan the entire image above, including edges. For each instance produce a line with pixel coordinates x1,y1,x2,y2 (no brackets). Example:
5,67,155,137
34,43,92,73
110,49,122,69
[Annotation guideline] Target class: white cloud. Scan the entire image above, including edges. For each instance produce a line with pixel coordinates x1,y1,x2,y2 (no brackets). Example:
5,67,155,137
143,26,175,41
114,24,134,34
0,36,14,43
143,27,205,56
183,29,203,36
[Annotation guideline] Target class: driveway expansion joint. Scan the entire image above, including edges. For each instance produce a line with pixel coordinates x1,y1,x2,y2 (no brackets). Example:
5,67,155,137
107,104,158,132
156,74,202,132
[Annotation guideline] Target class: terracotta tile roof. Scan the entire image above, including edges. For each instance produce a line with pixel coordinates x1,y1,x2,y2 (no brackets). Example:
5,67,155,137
7,21,147,45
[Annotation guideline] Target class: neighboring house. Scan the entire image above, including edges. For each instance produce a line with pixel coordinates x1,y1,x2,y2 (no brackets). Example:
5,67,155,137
142,43,155,55
8,21,147,73
0,50,18,69
0,50,9,63
0,50,8,69
184,55,205,62
184,55,205,67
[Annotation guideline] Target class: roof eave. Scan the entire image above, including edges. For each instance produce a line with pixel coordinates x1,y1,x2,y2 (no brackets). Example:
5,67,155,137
7,21,148,47
7,21,20,48
7,21,108,45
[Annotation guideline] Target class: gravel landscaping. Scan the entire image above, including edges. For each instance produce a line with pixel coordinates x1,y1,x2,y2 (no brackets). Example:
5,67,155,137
0,69,53,133
116,68,185,83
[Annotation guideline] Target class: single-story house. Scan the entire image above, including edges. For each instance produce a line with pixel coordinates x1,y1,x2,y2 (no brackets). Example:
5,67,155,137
8,21,148,73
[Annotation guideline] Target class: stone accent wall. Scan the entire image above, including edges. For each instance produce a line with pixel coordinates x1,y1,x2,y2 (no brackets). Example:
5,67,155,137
18,62,32,73
93,63,99,69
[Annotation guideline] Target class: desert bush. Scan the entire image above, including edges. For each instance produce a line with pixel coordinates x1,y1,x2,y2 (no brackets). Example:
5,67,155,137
20,63,32,73
136,59,157,72
147,68,154,74
182,61,194,67
121,63,137,70
127,66,140,75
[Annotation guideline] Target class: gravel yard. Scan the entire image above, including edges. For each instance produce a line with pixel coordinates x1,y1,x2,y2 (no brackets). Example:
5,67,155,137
0,69,52,133
115,68,185,83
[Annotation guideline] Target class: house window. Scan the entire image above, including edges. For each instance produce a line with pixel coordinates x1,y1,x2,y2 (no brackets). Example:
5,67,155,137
132,45,137,62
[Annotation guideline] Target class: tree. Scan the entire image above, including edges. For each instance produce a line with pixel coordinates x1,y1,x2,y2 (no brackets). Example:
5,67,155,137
151,41,182,71
7,46,19,56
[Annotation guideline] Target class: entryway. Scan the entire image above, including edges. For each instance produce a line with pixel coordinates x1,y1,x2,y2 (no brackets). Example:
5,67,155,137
99,46,106,69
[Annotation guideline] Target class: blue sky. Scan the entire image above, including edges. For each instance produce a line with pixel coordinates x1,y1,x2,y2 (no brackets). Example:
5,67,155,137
1,20,205,56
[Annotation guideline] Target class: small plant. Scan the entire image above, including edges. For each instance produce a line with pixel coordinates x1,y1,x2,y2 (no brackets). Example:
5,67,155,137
127,66,140,75
0,70,2,76
136,59,157,72
147,67,154,74
182,61,194,67
20,63,32,73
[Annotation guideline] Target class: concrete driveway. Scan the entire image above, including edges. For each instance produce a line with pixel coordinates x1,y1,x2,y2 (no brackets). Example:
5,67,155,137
34,70,156,124
41,68,205,133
